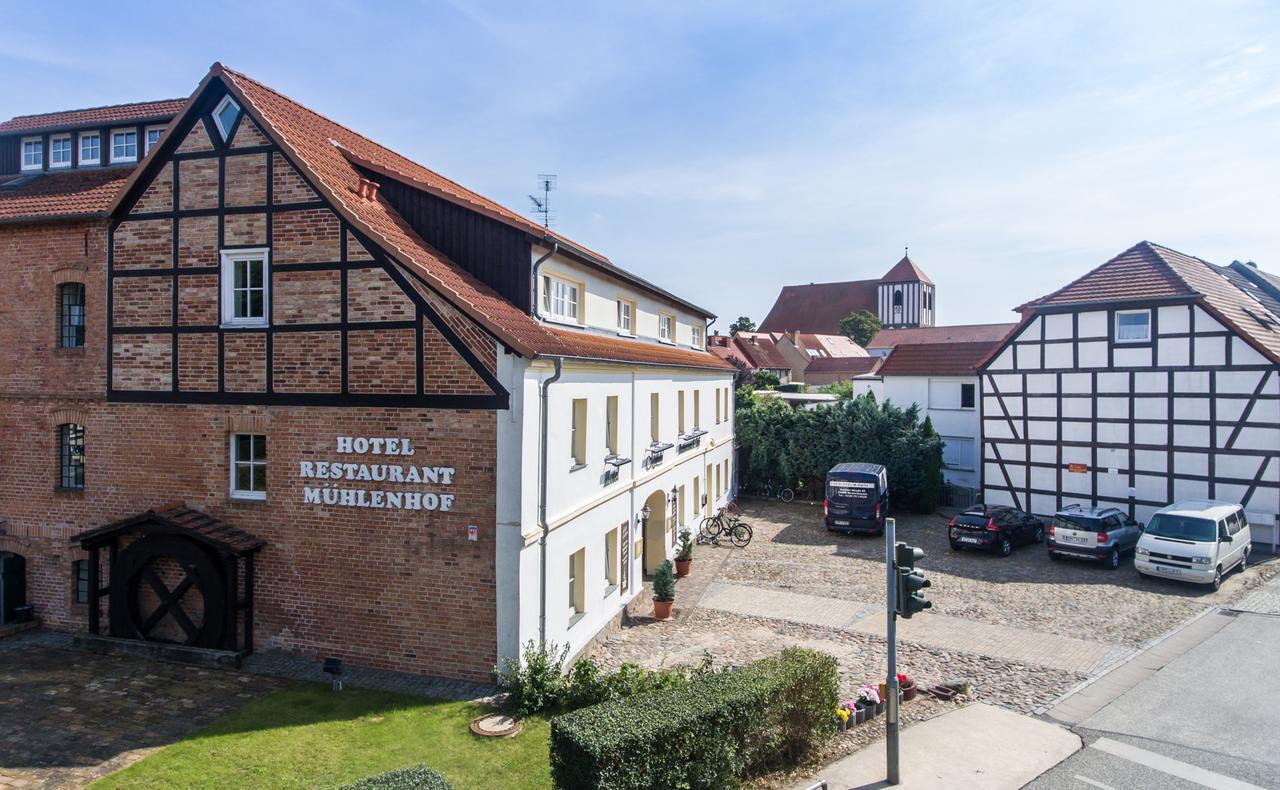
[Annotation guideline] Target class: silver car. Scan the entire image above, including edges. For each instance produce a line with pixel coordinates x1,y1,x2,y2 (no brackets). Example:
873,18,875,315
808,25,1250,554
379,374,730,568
1047,505,1143,570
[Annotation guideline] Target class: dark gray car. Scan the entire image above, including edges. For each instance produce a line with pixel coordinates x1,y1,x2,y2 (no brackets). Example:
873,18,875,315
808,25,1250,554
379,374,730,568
1047,505,1143,570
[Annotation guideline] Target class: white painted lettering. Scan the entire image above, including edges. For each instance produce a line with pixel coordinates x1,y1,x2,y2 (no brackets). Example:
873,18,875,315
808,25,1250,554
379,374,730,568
299,461,315,478
422,466,439,484
439,467,455,485
370,464,387,482
356,464,372,481
353,437,369,454
405,492,422,510
340,489,356,506
323,487,339,505
388,465,405,483
385,438,401,455
386,492,402,509
304,487,321,504
356,489,370,507
439,494,455,512
336,436,354,453
403,438,415,456
370,438,385,455
405,466,422,484
371,491,385,508
423,493,439,511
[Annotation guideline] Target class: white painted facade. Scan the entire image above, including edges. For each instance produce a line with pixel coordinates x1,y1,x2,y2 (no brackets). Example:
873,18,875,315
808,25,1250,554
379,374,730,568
494,247,735,665
878,280,936,328
981,303,1280,543
881,375,981,490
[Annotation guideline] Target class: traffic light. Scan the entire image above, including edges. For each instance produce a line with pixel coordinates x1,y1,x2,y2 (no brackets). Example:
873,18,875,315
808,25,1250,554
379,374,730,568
894,542,932,619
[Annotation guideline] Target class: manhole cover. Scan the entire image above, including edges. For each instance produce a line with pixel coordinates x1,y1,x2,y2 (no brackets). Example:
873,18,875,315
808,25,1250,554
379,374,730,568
469,713,522,738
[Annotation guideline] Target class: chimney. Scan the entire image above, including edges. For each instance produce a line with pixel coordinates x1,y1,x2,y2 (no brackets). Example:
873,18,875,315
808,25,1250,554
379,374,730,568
355,177,380,201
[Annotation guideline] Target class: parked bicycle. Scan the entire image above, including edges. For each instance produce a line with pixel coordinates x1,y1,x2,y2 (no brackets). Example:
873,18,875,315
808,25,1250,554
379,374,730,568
698,507,753,547
756,480,795,503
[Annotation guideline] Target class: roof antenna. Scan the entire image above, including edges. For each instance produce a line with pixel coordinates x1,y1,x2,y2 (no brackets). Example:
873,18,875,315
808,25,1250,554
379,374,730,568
904,244,909,258
528,174,556,229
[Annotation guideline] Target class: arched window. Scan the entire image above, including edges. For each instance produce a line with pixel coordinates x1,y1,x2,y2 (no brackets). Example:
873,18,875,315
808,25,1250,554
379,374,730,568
59,283,85,348
58,423,85,490
893,289,903,307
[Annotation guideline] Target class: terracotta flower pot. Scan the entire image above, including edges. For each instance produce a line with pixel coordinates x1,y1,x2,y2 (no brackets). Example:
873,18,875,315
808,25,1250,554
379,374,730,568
653,598,674,620
901,680,917,702
675,559,692,577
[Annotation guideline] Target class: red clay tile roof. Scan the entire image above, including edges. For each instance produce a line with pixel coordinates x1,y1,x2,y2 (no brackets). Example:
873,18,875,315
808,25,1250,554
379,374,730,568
0,98,186,134
878,341,1000,376
0,168,132,222
798,334,868,358
759,279,879,334
733,332,793,370
805,356,883,375
868,322,1017,349
1028,241,1194,308
880,255,933,284
110,65,727,372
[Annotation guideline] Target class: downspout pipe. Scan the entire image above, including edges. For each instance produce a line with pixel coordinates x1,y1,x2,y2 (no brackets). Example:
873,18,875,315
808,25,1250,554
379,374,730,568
532,240,560,319
537,356,563,647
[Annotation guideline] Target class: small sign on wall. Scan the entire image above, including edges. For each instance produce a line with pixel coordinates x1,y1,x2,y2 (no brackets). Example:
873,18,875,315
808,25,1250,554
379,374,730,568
1067,463,1089,474
467,525,478,542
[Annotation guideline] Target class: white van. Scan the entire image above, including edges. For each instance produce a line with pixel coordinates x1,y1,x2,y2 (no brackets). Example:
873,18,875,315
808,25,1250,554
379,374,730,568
1135,499,1252,591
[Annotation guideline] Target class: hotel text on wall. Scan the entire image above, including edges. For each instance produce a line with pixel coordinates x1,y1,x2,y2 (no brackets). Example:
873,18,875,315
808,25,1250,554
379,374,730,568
299,436,457,511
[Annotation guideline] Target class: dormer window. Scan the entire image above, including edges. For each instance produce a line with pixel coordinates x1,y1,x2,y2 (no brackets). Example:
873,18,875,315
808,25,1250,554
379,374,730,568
79,132,100,165
110,129,137,163
617,298,635,335
541,273,580,323
659,313,675,343
21,137,42,171
214,95,241,140
50,135,72,168
145,125,165,155
691,325,703,348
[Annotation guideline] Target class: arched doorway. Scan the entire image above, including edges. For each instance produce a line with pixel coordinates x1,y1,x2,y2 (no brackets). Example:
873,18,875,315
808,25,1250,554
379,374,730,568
642,489,667,575
0,552,26,625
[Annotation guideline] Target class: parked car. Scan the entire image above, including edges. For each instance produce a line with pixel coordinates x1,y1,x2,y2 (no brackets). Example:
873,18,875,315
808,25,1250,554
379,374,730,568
824,462,889,535
948,505,1045,556
1047,505,1142,569
1135,499,1251,592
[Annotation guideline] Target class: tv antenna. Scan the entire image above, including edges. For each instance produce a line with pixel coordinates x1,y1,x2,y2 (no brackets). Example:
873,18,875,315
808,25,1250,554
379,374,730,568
529,174,557,228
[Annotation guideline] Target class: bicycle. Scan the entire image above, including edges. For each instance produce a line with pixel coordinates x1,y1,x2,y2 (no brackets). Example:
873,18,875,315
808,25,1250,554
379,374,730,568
757,480,795,503
698,507,753,547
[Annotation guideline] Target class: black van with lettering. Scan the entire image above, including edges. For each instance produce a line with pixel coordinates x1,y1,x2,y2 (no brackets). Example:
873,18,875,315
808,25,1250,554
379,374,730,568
825,462,889,535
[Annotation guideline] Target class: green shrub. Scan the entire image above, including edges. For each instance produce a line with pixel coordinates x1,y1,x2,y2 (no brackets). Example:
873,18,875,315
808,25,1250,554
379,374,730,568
550,647,838,789
341,764,452,790
652,560,676,602
676,529,694,562
564,657,692,710
494,639,568,717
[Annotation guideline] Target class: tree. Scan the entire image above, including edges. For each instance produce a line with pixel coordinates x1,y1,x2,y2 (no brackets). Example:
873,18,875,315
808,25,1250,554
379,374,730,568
753,370,781,390
838,310,882,347
728,356,754,389
729,316,756,334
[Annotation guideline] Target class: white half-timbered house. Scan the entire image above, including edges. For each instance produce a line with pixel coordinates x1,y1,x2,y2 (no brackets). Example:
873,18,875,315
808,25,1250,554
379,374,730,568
979,242,1280,548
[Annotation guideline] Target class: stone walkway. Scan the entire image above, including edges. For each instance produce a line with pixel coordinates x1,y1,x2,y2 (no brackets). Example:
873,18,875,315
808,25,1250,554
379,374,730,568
0,634,281,789
701,582,1122,674
1230,573,1280,616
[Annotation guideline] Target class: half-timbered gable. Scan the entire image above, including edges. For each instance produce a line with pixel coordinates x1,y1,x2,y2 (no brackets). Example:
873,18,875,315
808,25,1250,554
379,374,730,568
980,242,1280,544
108,75,506,408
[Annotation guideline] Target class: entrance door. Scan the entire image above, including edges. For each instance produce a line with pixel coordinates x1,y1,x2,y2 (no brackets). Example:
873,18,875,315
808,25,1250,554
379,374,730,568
0,552,26,625
642,490,667,575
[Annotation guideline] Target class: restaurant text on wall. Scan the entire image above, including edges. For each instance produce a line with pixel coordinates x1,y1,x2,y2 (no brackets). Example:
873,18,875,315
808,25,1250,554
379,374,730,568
300,436,457,511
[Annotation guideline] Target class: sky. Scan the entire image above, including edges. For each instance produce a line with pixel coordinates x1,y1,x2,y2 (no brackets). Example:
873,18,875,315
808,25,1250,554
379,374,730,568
5,1,1279,329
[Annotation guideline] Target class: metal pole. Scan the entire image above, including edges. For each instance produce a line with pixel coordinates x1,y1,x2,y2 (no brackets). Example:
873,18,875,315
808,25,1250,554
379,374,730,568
885,517,900,785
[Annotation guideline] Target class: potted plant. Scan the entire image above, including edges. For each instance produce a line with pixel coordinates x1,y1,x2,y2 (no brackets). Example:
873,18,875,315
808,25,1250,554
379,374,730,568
898,673,918,702
836,703,853,729
675,529,694,577
857,683,882,720
652,560,676,620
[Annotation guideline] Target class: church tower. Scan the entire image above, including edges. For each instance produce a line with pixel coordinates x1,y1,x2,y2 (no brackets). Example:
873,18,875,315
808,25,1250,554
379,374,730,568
876,255,935,328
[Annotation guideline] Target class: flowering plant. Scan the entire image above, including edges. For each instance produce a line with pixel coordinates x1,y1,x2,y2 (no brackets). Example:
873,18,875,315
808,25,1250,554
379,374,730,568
835,706,850,725
897,673,913,686
857,684,881,705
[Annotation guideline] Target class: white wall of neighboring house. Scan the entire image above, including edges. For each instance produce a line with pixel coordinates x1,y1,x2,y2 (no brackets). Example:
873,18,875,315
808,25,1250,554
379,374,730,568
982,304,1280,543
881,375,981,490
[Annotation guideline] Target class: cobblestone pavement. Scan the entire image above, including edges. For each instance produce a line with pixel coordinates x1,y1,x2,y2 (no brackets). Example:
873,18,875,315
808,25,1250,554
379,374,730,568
592,500,1279,714
0,632,281,789
1230,572,1280,615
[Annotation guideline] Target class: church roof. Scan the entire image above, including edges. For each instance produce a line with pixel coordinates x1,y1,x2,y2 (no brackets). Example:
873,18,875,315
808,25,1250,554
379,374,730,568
880,255,933,284
758,279,879,334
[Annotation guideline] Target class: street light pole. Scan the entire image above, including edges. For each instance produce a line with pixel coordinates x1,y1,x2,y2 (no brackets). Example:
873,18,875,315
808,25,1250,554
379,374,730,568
885,517,900,785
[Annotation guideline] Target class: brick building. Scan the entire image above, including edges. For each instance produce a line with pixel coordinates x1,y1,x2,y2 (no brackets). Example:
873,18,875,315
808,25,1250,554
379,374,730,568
0,64,735,681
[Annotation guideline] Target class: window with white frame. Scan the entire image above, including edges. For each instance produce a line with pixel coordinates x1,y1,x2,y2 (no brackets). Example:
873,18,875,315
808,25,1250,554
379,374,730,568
50,135,72,168
79,132,100,165
605,395,619,455
110,129,137,163
145,126,165,155
230,433,267,500
659,313,674,342
541,274,580,323
928,380,976,410
616,298,634,334
21,137,42,170
1115,309,1151,343
571,398,588,466
691,324,703,348
941,436,975,470
220,249,269,326
213,95,241,141
604,528,618,589
568,547,585,617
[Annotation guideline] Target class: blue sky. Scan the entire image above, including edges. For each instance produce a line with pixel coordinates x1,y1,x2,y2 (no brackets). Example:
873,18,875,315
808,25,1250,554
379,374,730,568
6,1,1279,328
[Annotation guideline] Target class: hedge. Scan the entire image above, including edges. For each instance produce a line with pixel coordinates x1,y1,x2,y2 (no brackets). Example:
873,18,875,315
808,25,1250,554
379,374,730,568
550,647,838,789
340,764,452,790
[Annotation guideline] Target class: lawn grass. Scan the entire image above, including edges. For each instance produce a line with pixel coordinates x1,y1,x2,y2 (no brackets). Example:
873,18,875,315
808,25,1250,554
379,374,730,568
91,683,551,790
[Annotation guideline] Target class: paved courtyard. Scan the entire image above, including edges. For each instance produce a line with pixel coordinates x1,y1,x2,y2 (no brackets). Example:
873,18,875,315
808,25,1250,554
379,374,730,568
595,500,1278,714
0,633,281,788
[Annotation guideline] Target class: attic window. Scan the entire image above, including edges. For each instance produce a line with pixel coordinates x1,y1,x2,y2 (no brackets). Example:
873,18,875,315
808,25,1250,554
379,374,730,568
213,95,241,141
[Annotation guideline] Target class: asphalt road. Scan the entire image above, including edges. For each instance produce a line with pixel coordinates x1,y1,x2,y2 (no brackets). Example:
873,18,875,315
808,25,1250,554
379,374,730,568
1028,611,1280,790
